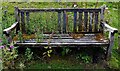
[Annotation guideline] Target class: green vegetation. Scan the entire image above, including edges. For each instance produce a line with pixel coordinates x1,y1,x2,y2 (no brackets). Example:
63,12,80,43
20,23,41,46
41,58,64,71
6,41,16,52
1,2,119,69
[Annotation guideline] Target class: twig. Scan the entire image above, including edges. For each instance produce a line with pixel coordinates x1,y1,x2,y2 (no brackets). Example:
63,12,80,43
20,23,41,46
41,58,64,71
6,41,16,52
47,32,54,46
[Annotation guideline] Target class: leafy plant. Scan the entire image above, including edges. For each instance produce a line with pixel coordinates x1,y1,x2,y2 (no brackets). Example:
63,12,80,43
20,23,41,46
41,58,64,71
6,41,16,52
43,46,53,57
61,48,71,56
76,53,92,63
25,48,33,61
1,35,8,45
18,31,23,42
2,42,18,69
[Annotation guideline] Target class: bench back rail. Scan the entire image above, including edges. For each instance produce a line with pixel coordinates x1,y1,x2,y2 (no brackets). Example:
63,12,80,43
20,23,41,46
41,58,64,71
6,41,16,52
14,7,105,34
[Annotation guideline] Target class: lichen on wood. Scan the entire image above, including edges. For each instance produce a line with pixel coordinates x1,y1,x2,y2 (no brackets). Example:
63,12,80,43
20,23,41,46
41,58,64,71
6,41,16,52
95,33,105,41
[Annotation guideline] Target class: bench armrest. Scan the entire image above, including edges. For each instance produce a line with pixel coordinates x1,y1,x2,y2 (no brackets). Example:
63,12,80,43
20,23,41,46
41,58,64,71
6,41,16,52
3,22,18,36
102,22,118,33
102,22,118,59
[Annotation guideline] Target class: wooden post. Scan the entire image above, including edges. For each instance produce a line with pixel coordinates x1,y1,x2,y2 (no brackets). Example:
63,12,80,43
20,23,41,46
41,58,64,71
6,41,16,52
15,6,20,34
106,32,115,59
100,5,105,34
100,5,105,21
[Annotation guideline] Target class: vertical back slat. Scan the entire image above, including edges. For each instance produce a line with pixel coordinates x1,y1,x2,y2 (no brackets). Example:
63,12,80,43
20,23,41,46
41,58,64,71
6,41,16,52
58,11,61,33
84,12,88,32
78,12,82,32
94,12,99,32
21,11,26,33
63,11,66,33
100,6,105,21
89,12,93,32
15,7,20,34
100,6,105,34
26,12,29,25
73,11,77,33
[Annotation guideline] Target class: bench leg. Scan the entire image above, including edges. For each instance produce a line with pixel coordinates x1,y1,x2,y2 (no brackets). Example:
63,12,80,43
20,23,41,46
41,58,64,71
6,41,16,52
105,45,112,60
105,32,115,60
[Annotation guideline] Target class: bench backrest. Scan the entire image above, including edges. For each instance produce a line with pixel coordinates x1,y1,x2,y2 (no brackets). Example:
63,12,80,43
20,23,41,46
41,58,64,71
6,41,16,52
15,7,105,34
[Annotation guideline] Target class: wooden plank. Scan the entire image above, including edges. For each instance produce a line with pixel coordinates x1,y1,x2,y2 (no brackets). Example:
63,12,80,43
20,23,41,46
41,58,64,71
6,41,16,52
21,11,26,33
78,12,82,32
63,11,66,33
58,11,61,33
19,8,101,12
102,22,118,33
94,12,99,32
100,6,105,34
14,42,109,47
26,12,29,25
73,11,77,33
14,33,109,43
40,31,100,34
3,22,18,35
15,7,18,22
84,12,88,32
43,34,70,37
89,12,93,32
100,6,105,21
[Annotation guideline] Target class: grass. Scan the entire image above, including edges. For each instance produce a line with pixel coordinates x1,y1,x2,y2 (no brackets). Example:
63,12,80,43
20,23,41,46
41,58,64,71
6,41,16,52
1,2,119,69
25,53,105,69
27,59,84,69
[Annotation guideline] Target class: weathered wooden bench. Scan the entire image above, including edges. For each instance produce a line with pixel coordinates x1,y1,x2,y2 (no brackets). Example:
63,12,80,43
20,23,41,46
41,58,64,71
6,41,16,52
3,5,118,59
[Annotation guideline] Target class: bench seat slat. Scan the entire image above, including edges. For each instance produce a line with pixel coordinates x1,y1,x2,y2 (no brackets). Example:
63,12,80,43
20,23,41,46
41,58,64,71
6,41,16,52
15,38,108,43
14,42,109,47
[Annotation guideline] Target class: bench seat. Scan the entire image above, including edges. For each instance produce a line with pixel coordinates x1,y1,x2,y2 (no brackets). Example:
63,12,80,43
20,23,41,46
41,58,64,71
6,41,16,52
14,34,109,47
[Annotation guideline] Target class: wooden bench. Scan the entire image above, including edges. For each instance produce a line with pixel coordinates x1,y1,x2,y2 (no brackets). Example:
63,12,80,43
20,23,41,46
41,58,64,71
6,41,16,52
3,5,118,59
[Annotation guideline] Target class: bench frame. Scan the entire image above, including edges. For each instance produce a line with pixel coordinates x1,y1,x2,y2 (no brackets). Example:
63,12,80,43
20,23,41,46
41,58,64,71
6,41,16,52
3,5,118,60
